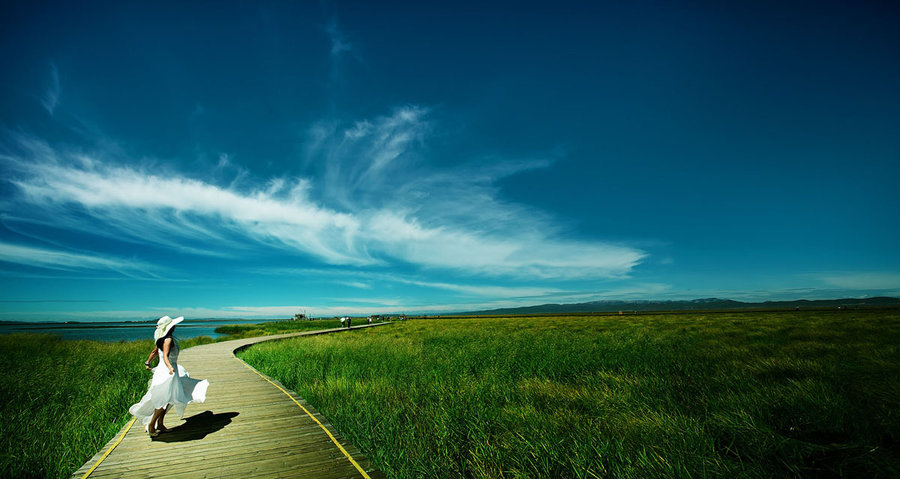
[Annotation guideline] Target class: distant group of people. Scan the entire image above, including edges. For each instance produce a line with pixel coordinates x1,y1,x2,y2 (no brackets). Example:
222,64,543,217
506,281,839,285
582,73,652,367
340,316,377,327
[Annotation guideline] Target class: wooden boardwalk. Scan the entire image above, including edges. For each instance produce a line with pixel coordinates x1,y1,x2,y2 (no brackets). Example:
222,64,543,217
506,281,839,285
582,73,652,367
73,324,388,479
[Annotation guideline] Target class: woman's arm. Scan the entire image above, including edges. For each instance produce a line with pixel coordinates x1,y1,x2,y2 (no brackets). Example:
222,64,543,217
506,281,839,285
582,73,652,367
144,347,158,371
162,338,175,375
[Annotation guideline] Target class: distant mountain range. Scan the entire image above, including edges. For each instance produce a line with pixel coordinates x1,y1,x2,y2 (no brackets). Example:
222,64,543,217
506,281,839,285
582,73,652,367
460,297,900,315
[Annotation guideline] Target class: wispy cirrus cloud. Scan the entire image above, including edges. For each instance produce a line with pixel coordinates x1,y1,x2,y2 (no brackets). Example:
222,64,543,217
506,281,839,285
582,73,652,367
3,132,366,264
324,16,359,89
339,281,373,290
41,64,60,115
326,20,352,57
0,241,163,279
301,107,646,278
258,267,566,299
393,278,562,298
1,106,646,280
819,272,900,291
307,106,431,208
0,299,109,303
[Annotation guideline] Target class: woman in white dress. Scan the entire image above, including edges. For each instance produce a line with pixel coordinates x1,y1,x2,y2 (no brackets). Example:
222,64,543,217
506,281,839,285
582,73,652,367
129,316,209,437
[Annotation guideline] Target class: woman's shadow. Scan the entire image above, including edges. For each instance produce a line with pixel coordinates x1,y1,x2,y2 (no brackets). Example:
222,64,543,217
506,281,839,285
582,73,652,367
154,411,238,442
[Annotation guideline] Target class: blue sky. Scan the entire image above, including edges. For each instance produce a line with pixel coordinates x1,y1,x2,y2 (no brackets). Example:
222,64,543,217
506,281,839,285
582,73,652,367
1,1,898,321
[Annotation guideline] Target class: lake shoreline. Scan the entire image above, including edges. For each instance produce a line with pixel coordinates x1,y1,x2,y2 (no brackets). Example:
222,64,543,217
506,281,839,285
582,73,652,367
0,319,272,341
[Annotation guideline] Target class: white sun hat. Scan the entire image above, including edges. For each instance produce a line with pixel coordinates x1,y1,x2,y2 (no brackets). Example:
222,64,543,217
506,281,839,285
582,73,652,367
154,315,184,341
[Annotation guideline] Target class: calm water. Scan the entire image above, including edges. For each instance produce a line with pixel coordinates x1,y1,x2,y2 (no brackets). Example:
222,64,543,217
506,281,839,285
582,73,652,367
0,319,266,342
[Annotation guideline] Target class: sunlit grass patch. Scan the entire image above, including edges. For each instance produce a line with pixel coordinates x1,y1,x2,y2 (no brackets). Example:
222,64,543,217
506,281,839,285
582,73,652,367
240,311,900,478
0,334,150,478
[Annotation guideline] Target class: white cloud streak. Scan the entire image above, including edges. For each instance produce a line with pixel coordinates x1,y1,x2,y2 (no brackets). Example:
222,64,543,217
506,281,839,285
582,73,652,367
0,242,162,279
340,281,373,290
251,267,569,299
3,133,366,264
1,106,646,280
819,272,900,291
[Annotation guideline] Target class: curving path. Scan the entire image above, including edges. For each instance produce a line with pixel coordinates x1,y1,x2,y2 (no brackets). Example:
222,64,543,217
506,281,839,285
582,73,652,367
73,323,388,479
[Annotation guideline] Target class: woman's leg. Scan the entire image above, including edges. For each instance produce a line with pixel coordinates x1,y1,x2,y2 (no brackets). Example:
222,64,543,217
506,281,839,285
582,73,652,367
148,407,165,435
157,405,169,431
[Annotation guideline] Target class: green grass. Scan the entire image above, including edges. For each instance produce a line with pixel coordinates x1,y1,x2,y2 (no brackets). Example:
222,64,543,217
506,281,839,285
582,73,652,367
0,319,344,478
0,335,151,478
238,310,900,478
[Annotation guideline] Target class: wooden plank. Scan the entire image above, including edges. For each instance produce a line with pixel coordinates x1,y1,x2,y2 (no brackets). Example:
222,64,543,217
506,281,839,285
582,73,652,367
73,323,388,478
88,442,354,477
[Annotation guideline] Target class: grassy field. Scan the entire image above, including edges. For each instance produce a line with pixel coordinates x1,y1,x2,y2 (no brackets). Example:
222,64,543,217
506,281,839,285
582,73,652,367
0,319,344,478
239,310,900,478
0,334,150,478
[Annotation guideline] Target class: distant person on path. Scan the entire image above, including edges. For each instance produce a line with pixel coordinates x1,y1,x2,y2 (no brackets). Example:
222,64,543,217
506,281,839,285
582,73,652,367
347,317,352,328
340,316,346,327
129,316,209,438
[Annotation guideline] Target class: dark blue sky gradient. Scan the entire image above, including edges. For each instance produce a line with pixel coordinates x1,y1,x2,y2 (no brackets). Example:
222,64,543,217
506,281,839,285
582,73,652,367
1,1,898,320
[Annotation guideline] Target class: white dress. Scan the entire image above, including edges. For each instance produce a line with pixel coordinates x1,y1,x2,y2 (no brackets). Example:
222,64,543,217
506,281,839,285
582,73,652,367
129,338,209,427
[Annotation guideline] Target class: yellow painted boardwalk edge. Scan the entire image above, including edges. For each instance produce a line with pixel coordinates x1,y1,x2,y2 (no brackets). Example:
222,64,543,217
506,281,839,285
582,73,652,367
79,416,136,479
232,350,372,479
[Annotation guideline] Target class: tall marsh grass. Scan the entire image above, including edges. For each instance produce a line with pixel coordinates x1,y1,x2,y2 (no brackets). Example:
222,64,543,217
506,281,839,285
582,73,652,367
0,335,151,478
239,311,900,478
0,319,343,478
